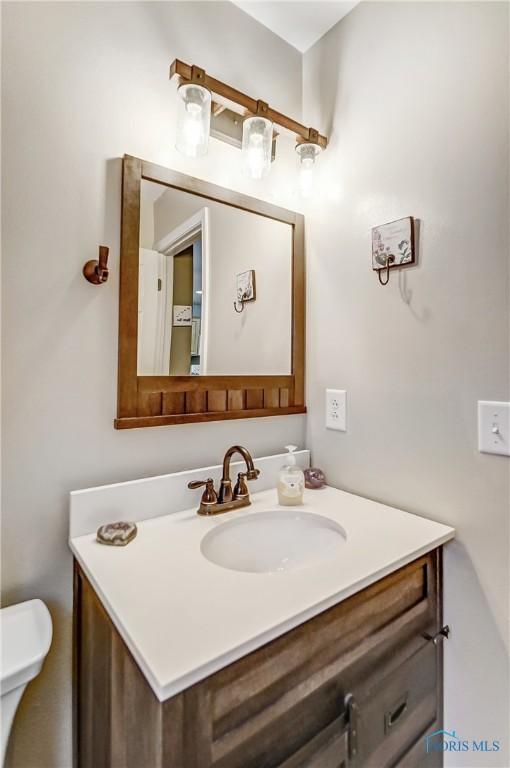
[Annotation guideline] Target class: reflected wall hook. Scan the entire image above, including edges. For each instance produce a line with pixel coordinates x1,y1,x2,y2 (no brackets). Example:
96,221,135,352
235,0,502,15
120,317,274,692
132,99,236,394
377,254,394,286
234,291,251,313
234,269,256,312
83,246,109,285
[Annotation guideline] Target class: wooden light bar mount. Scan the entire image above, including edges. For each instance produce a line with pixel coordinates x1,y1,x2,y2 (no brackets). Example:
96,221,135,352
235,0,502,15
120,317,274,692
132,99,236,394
170,59,328,150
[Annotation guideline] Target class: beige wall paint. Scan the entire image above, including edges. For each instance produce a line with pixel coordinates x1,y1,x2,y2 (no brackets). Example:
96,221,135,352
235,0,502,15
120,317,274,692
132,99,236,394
1,3,304,766
152,185,293,375
303,2,509,764
139,192,156,250
169,248,194,375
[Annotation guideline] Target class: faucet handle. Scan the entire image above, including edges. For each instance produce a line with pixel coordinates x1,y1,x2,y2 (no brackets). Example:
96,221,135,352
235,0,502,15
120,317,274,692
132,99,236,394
233,472,249,500
188,478,218,507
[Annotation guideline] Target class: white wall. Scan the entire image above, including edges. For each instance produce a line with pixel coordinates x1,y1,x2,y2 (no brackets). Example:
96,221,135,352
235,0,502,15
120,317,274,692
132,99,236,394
3,2,509,766
152,185,293,374
303,2,509,765
1,3,304,766
139,191,156,250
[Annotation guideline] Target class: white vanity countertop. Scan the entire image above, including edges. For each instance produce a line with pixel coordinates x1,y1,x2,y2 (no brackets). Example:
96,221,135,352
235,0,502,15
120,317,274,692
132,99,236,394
70,483,455,702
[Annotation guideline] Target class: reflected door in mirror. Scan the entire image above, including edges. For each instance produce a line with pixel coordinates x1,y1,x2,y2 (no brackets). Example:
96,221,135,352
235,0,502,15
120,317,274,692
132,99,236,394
137,179,292,376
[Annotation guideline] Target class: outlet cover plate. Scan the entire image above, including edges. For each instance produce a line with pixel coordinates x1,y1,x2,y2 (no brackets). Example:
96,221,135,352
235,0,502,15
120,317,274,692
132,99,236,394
478,401,510,456
326,389,346,431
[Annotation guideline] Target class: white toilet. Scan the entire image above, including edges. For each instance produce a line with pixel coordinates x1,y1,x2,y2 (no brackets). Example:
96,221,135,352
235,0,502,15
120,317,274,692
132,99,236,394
0,599,52,767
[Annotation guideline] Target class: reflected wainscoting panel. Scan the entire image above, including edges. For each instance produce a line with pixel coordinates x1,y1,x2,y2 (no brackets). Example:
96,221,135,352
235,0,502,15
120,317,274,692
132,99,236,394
123,375,298,428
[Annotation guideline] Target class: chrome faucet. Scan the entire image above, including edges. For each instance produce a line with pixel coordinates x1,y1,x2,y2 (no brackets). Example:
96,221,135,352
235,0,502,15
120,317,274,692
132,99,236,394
188,445,260,515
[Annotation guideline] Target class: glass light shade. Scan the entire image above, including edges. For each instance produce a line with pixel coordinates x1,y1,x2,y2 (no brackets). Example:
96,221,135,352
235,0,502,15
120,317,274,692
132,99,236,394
296,142,322,198
175,83,211,158
242,116,273,179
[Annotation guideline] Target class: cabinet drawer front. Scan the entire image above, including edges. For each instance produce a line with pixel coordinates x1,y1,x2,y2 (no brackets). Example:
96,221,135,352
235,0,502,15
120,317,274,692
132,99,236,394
354,642,438,767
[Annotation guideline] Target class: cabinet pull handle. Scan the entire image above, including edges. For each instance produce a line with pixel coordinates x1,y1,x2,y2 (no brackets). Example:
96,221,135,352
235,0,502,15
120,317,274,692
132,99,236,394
344,693,358,764
424,624,450,645
385,694,408,732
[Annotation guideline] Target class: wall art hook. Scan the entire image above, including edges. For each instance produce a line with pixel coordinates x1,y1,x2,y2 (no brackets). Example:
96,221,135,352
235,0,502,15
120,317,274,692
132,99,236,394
377,254,394,285
234,269,256,312
83,245,109,285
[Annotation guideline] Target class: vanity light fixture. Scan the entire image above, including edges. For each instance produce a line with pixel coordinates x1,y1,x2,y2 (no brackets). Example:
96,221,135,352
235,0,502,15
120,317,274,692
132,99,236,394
175,65,211,158
242,101,273,179
296,133,322,198
170,59,328,184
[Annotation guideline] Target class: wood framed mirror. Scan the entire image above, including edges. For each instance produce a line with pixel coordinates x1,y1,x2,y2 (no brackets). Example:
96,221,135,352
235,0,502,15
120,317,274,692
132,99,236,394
115,155,305,428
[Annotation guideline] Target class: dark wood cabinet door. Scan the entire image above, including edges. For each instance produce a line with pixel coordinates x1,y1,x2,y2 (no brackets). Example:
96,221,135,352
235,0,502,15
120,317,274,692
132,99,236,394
278,714,349,768
346,642,439,767
177,661,351,768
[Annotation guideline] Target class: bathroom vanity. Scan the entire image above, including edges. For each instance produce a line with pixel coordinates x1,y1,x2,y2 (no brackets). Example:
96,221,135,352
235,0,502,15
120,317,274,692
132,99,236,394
74,551,442,768
70,452,454,768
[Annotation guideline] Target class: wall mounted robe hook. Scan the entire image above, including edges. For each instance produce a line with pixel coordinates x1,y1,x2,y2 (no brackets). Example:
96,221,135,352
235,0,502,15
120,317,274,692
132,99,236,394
83,246,109,285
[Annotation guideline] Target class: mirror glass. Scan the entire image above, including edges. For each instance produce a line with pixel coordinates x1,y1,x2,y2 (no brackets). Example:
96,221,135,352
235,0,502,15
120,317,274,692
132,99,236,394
138,179,293,376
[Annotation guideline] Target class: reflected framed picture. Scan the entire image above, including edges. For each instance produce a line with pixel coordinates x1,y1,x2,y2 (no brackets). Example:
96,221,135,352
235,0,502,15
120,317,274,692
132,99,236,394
236,269,256,303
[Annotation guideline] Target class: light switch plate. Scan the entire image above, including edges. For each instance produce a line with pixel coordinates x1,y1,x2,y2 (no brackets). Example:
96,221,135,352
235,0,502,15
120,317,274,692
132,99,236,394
478,401,510,456
326,389,346,431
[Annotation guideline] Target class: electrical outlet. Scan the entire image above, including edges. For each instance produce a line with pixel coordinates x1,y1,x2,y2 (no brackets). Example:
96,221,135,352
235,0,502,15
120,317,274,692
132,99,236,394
326,389,346,431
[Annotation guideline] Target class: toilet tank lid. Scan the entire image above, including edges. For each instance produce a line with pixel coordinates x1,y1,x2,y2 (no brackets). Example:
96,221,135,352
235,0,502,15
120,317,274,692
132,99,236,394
0,599,52,694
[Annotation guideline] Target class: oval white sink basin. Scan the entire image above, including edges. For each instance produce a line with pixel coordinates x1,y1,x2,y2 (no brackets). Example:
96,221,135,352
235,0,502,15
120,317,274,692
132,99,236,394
201,510,346,574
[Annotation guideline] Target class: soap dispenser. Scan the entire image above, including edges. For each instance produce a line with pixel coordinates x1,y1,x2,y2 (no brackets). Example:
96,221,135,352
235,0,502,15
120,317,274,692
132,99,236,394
277,446,305,506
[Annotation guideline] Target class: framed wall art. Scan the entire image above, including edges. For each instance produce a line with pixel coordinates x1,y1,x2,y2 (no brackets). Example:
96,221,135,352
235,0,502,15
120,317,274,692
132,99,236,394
372,216,415,285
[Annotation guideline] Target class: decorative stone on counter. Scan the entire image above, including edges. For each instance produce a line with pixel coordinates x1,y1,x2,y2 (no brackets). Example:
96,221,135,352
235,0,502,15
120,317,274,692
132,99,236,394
97,521,137,546
304,467,327,489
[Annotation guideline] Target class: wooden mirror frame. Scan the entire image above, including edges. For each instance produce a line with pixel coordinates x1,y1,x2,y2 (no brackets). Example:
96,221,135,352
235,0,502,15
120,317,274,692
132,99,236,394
115,155,306,429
